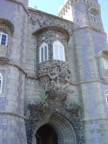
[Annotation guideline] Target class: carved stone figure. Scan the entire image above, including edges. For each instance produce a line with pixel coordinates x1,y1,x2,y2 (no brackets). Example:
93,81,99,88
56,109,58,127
37,60,71,101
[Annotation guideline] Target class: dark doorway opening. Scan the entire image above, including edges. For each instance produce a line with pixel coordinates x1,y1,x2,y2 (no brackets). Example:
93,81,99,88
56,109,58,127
36,124,58,144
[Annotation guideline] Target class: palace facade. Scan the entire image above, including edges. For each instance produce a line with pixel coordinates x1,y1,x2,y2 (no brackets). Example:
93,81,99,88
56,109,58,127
0,0,108,144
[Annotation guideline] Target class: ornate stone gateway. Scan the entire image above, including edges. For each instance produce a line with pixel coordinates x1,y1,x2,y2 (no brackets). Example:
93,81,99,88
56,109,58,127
33,114,76,144
26,60,84,144
25,101,84,144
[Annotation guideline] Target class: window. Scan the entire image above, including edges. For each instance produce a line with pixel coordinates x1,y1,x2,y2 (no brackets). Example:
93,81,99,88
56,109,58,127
101,58,108,69
105,90,108,105
89,8,99,23
0,32,8,46
0,73,3,93
90,14,97,22
53,41,65,61
39,42,48,62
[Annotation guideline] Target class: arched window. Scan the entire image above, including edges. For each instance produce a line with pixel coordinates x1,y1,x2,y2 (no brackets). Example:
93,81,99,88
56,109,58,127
0,73,3,93
53,41,65,61
89,8,99,23
39,42,48,62
0,31,8,46
90,13,97,22
0,19,14,47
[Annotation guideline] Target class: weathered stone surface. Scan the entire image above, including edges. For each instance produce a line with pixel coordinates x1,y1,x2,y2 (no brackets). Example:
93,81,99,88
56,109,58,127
0,0,108,144
37,60,71,101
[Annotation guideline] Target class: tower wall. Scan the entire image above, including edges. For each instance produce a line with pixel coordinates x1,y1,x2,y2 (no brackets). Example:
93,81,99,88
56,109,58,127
69,0,108,144
0,0,28,143
58,0,104,30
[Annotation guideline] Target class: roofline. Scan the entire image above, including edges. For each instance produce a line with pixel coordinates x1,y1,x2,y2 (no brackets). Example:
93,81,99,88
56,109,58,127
28,7,73,24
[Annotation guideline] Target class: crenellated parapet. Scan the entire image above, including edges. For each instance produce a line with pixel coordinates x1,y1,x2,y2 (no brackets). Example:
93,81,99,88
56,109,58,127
58,0,99,19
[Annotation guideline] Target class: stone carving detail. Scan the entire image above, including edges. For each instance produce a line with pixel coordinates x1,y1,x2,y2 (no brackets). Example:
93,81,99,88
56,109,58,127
25,101,83,144
29,15,52,27
37,60,71,101
64,102,81,117
0,57,9,64
29,12,72,35
29,15,37,25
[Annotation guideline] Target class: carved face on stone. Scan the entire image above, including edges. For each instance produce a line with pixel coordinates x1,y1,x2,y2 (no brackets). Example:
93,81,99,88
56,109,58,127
48,64,59,80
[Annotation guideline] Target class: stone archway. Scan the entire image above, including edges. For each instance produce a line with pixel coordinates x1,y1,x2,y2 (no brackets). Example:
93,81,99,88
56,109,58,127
36,124,58,144
32,113,77,144
26,101,84,144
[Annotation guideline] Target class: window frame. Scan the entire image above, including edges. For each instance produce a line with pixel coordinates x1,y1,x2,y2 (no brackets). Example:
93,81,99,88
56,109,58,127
88,8,99,24
90,13,97,22
101,58,108,70
105,90,108,105
39,42,48,63
0,73,3,94
53,40,65,61
0,32,8,46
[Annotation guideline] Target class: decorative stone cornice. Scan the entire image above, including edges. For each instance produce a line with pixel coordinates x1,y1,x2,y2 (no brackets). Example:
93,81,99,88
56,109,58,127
33,26,69,42
29,8,73,37
72,26,105,36
75,79,108,86
82,118,108,122
1,58,108,86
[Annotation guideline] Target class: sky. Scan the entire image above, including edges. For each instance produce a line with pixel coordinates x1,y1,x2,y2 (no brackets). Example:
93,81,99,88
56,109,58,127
28,0,108,41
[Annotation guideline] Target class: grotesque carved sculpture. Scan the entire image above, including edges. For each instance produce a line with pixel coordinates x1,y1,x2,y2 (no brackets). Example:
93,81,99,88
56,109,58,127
37,60,71,102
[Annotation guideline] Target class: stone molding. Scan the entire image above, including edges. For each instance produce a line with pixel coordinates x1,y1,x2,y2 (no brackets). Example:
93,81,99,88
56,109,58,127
1,58,108,86
82,118,108,122
72,25,105,34
0,57,9,65
0,111,26,119
0,19,14,33
33,26,69,42
29,8,73,25
0,59,26,74
74,79,108,85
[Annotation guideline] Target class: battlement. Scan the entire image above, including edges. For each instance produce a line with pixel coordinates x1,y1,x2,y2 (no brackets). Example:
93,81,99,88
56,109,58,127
58,0,99,18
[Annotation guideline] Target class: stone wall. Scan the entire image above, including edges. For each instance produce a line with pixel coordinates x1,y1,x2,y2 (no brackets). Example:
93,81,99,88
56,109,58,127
25,9,79,106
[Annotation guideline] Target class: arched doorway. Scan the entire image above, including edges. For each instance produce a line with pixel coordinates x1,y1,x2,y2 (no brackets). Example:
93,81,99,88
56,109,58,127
36,124,58,144
32,113,77,144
